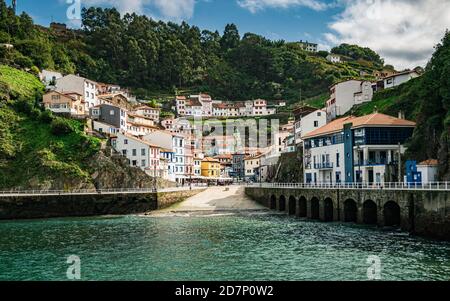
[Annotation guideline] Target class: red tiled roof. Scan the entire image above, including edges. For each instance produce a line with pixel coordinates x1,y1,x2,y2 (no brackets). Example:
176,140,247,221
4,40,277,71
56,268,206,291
418,159,439,166
303,113,416,139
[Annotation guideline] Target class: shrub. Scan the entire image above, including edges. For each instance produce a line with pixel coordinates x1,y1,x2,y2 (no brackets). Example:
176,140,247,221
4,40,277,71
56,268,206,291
51,118,74,136
30,66,40,76
14,98,34,115
39,109,54,123
13,53,34,69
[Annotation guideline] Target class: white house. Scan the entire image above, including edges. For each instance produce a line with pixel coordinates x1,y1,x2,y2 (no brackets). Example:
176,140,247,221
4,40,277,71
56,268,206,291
383,70,419,89
417,159,439,184
132,105,160,122
144,131,186,184
39,69,63,86
298,109,327,142
175,96,187,116
56,74,98,111
111,133,163,177
302,113,416,185
252,99,268,116
326,80,374,121
326,54,341,63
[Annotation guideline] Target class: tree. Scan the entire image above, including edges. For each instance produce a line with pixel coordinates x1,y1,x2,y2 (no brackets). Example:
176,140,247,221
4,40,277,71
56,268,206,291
220,24,240,52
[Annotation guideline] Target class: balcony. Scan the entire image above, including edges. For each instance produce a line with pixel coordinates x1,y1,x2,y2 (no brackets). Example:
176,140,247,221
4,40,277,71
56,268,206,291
354,160,397,167
314,162,334,170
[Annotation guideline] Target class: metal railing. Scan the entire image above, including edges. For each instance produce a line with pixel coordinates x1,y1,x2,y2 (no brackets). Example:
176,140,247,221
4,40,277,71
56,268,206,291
245,182,450,191
0,185,208,197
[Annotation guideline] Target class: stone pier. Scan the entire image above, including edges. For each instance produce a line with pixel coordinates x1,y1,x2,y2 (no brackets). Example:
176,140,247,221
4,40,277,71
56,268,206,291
245,186,450,241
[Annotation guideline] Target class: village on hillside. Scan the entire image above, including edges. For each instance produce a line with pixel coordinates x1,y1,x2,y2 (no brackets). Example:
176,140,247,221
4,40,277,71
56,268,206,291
39,66,435,187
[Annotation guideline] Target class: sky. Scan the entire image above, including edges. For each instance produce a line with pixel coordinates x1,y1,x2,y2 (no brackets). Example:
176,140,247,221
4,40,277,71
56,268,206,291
8,0,450,70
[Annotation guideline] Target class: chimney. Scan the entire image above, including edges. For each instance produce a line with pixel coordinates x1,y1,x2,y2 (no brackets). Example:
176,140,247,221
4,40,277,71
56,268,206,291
398,110,404,119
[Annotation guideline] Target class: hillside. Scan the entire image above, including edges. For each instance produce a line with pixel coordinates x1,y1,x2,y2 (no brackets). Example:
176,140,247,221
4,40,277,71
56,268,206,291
352,31,450,180
0,1,385,104
0,65,171,190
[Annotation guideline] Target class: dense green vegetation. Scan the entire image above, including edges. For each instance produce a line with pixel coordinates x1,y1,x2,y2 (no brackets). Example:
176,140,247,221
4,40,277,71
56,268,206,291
0,1,384,103
353,31,450,179
0,65,101,189
331,43,384,68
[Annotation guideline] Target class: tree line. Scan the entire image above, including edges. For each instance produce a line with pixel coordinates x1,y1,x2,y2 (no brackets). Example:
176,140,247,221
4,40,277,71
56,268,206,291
1,1,384,101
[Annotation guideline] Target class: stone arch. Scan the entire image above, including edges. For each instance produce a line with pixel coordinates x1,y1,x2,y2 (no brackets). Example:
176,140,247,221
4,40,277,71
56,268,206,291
384,201,400,227
288,196,296,215
324,198,334,222
310,197,320,219
298,196,307,217
344,199,357,222
279,195,286,212
270,195,276,210
363,200,377,225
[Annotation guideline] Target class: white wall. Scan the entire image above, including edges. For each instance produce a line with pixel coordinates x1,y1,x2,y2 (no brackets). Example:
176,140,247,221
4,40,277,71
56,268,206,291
384,72,419,89
300,110,327,139
304,142,345,184
56,75,98,111
417,165,438,184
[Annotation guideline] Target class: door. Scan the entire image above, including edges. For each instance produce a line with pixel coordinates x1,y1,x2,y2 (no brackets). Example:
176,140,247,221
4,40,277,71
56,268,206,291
368,170,374,184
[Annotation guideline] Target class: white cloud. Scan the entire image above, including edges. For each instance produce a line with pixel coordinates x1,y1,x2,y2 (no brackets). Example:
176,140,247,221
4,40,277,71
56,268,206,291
237,0,329,13
82,0,196,20
153,0,196,19
325,0,450,70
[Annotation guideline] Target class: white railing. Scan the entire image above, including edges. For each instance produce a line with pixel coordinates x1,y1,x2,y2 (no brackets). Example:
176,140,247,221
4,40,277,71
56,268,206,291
0,185,207,197
245,182,450,191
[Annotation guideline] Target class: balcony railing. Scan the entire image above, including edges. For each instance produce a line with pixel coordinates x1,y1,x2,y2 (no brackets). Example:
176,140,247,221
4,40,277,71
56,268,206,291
353,160,397,166
314,162,334,169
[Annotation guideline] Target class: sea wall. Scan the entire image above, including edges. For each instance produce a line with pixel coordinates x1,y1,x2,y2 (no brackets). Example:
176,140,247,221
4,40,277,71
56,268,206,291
0,189,205,220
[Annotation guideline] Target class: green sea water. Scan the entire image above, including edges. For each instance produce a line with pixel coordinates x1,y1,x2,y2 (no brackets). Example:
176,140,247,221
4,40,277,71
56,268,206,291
0,213,449,281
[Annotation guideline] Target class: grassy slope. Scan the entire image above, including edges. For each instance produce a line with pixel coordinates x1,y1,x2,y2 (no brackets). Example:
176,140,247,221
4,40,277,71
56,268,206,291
0,65,101,189
352,78,421,119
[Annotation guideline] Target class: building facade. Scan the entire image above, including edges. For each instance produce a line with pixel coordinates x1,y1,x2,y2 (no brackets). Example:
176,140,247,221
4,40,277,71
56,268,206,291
326,80,374,121
42,90,85,116
201,157,221,178
56,74,98,111
303,113,416,185
90,104,127,133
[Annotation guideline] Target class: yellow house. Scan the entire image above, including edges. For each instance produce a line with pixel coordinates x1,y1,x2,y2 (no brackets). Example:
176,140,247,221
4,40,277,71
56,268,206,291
201,157,221,178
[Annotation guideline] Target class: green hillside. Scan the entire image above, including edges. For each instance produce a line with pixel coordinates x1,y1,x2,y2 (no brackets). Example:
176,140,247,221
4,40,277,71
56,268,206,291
352,31,450,180
0,65,102,189
0,0,383,104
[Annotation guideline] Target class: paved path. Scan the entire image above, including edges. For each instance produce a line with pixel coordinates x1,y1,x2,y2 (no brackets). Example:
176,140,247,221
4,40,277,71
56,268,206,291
152,185,267,215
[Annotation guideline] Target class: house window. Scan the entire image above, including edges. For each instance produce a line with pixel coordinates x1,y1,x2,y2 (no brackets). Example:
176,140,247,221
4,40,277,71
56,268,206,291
141,149,146,156
124,139,128,145
141,160,146,167
336,153,340,167
314,121,319,127
110,110,115,115
132,149,137,156
122,150,127,155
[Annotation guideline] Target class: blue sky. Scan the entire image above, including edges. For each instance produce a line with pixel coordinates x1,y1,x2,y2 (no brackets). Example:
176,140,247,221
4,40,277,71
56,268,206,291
7,0,450,69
